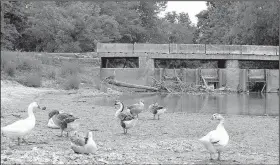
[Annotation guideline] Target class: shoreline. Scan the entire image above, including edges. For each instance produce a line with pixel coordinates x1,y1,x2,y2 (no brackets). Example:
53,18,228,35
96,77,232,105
1,80,279,164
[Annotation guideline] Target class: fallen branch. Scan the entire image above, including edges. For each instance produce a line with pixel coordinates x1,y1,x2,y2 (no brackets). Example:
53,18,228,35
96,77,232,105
151,77,172,92
107,79,159,91
201,75,208,88
261,83,266,93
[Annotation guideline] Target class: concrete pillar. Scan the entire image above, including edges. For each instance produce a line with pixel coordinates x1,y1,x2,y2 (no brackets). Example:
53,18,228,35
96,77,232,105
218,69,226,88
139,56,155,85
195,69,201,85
239,69,248,92
182,68,187,82
225,60,239,68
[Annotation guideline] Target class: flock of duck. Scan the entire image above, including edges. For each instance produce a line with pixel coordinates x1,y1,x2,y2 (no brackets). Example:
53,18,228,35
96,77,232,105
1,100,229,161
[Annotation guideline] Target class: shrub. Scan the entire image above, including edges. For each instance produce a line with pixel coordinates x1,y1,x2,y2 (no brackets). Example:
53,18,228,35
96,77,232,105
63,75,80,90
40,55,54,65
60,61,79,77
3,62,16,77
23,73,42,87
46,69,56,79
1,52,17,70
17,57,41,72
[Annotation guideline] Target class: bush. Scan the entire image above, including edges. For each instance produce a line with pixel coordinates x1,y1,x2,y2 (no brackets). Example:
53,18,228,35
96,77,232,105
40,55,55,65
17,57,41,71
63,75,80,90
60,61,79,77
3,62,16,77
1,52,17,70
45,69,56,79
23,73,42,87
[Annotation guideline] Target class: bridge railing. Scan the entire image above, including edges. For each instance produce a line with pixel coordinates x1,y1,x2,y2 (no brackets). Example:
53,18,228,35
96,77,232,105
96,43,279,55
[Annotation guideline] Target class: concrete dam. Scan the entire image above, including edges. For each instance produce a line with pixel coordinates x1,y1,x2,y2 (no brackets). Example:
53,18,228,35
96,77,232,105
97,43,279,92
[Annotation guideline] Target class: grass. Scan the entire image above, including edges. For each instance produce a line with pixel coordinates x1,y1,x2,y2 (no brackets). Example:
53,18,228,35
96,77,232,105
1,51,100,90
0,85,278,164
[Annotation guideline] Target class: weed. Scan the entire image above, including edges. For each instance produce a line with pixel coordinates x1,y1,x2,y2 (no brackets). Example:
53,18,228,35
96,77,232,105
63,75,80,90
60,61,79,77
23,73,42,87
3,62,17,77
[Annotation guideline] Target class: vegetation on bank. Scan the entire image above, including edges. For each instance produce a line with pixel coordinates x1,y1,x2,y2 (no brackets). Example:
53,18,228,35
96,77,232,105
1,1,279,53
1,51,100,90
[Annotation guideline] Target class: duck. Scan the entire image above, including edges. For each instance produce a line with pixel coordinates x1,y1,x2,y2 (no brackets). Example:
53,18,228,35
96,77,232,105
199,113,229,161
47,110,64,129
1,102,43,145
148,102,167,120
127,100,145,118
120,115,138,134
114,100,132,120
48,110,79,137
70,131,97,154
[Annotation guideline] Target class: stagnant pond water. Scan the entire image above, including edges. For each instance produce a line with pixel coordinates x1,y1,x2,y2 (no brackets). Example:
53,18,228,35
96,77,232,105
92,93,279,116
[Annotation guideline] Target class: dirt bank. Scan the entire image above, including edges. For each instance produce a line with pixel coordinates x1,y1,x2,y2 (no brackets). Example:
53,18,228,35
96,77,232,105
1,81,279,164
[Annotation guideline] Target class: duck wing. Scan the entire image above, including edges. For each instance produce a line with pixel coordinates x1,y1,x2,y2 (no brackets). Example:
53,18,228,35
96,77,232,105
55,113,78,130
118,112,133,121
70,133,86,146
127,104,138,110
2,119,27,133
150,105,164,114
49,110,59,119
208,130,222,145
71,143,86,154
122,115,134,121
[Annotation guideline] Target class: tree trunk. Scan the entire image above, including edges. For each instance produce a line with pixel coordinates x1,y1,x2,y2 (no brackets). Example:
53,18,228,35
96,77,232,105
107,79,159,91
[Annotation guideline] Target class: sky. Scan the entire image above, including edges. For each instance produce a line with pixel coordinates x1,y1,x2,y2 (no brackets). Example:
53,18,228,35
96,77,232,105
159,1,208,25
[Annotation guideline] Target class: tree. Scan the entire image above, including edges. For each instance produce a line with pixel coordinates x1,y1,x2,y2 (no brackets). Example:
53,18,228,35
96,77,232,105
194,0,279,45
1,1,27,50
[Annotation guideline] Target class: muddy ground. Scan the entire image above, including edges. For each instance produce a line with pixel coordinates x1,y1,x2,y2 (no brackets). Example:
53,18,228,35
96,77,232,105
1,80,279,164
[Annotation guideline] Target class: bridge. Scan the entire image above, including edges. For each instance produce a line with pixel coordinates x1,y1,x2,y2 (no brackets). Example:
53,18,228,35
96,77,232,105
97,43,279,93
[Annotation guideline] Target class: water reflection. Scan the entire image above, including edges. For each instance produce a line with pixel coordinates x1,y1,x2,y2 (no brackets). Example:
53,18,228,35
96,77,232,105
92,93,279,116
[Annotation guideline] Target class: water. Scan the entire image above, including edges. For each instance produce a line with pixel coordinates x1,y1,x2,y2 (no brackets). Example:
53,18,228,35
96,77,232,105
92,93,279,116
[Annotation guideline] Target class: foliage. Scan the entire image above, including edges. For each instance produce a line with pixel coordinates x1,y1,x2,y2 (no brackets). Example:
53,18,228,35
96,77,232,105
0,51,99,89
154,59,217,69
1,1,195,52
60,61,80,77
3,61,16,77
63,75,80,90
22,73,42,87
101,57,139,68
194,1,279,46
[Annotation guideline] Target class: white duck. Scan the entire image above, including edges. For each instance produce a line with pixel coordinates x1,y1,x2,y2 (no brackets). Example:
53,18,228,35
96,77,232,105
70,131,98,154
127,100,145,118
199,113,229,161
148,102,167,120
1,102,42,145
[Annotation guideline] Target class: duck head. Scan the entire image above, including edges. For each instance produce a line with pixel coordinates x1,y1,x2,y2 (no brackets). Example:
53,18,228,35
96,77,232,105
148,103,157,110
211,113,224,121
139,99,144,104
87,131,93,139
114,100,121,106
30,102,42,110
